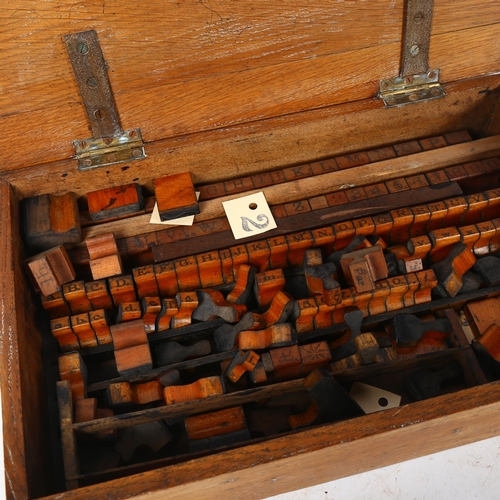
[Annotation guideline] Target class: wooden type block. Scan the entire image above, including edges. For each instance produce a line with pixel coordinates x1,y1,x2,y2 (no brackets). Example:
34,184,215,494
174,256,202,291
367,235,388,251
154,262,180,297
246,240,271,272
392,315,452,348
340,245,388,293
249,362,268,384
157,369,181,387
419,136,448,151
403,273,421,308
270,345,302,381
197,250,224,287
431,243,477,297
21,192,81,252
414,270,438,304
171,291,199,329
230,244,250,271
283,199,312,217
111,319,149,351
477,324,500,362
71,312,98,348
142,296,162,333
41,291,71,319
428,227,461,263
198,182,227,201
311,226,335,255
393,140,422,157
261,291,295,326
288,368,364,429
482,188,500,221
108,275,137,307
371,213,394,242
407,235,433,260
219,248,236,284
464,297,500,338
310,157,339,175
156,298,179,332
327,234,369,267
336,151,369,169
117,302,142,323
352,217,376,240
89,254,123,281
389,207,413,245
331,221,356,250
303,249,340,305
406,174,429,189
156,340,211,366
85,233,119,260
384,275,409,312
292,298,319,334
353,333,380,364
133,265,160,299
374,347,399,363
225,350,260,382
309,195,329,211
366,146,397,162
474,220,499,255
404,361,463,401
89,309,113,345
185,406,247,441
59,352,87,401
325,191,349,208
224,175,256,194
226,264,257,305
237,324,295,350
445,164,469,182
85,280,113,310
63,281,93,315
410,205,432,237
426,170,449,186
463,192,489,225
365,183,389,198
365,280,390,316
87,183,144,222
458,225,481,251
330,352,364,372
214,312,265,352
299,341,332,375
345,187,367,203
443,196,469,227
115,422,173,462
426,201,448,232
286,231,315,267
51,316,80,352
154,172,199,221
163,376,225,405
385,178,410,194
254,268,286,307
443,130,472,145
108,380,164,406
193,289,247,322
74,398,115,441
111,320,152,375
25,246,76,296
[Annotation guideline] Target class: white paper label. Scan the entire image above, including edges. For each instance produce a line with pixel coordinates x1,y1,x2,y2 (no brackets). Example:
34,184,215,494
349,382,401,414
222,192,277,240
150,192,200,226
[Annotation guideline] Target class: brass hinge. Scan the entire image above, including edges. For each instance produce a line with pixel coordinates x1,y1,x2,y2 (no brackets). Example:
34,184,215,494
379,70,445,107
64,30,146,171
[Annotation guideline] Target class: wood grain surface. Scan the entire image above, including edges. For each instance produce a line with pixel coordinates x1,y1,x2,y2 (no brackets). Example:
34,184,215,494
0,1,499,172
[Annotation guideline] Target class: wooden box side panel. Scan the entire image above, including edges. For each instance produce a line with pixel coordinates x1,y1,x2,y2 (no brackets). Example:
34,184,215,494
1,0,500,172
0,179,52,499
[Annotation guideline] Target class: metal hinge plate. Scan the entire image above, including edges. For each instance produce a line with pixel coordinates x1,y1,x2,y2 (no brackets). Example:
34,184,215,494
74,128,146,170
379,70,445,107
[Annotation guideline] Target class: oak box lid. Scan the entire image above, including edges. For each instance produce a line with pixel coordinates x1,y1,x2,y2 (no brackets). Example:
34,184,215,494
1,0,499,187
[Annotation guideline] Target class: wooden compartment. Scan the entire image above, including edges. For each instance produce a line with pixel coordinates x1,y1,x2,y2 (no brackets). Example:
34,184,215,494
2,1,500,499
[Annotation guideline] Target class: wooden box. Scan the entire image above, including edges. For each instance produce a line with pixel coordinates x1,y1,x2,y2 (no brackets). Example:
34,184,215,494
2,1,500,499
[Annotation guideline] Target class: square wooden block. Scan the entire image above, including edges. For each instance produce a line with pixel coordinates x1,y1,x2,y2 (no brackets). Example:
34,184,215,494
154,172,199,221
87,183,144,222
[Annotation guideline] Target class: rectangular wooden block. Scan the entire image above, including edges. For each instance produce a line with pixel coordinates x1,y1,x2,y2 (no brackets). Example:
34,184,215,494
87,183,144,222
154,172,200,221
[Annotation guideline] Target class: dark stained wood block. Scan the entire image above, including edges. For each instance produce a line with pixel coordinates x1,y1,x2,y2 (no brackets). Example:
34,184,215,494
21,192,81,252
154,172,199,221
87,183,144,222
193,289,247,322
156,340,211,366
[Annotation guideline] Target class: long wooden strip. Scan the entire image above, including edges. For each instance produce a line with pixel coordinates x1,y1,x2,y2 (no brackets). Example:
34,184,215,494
79,136,500,241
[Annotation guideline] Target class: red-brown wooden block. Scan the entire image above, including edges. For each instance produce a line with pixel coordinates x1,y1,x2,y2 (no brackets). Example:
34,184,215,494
217,248,235,284
261,291,295,326
133,265,159,299
185,406,247,441
303,249,340,306
410,205,431,237
154,172,199,221
237,324,295,350
58,352,87,401
156,298,179,332
226,264,256,305
164,376,225,404
86,232,119,259
246,240,271,272
63,280,93,315
196,250,224,288
111,320,152,375
86,233,123,280
385,275,409,312
89,309,113,345
174,255,201,291
230,244,250,270
299,341,332,375
25,245,76,296
394,140,422,156
389,207,413,245
108,380,163,406
367,280,391,316
225,351,260,383
85,280,114,310
87,183,144,222
268,235,289,269
414,270,438,304
109,275,137,307
477,324,500,362
270,345,302,381
117,301,142,323
154,261,179,297
193,289,247,323
171,291,199,329
292,299,318,334
89,254,123,281
325,191,349,207
51,316,80,352
403,273,421,308
336,151,369,169
458,225,481,250
141,296,162,334
286,230,315,267
71,312,98,348
21,191,82,252
463,192,489,225
407,235,432,260
254,269,286,307
42,291,71,319
311,226,335,255
426,170,449,185
372,213,394,242
426,201,448,232
464,297,500,339
428,227,461,263
443,196,469,228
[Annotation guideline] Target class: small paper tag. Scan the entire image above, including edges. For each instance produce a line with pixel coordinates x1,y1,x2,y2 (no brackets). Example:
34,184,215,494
222,192,277,240
349,382,401,414
150,192,200,226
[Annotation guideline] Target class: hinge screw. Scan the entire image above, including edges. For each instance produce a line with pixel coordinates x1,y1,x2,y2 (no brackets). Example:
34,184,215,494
87,77,98,88
427,71,437,80
409,93,418,101
410,45,420,56
79,141,88,149
132,148,143,158
83,159,92,167
94,109,106,120
107,154,117,162
76,42,89,55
